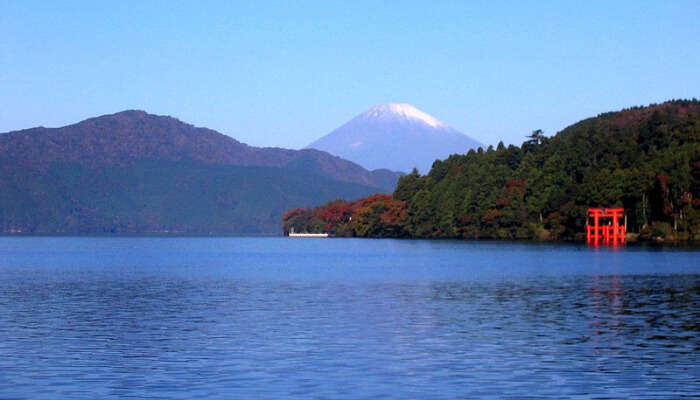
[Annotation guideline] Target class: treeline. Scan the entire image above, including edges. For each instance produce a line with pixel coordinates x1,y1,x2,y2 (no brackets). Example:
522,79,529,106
283,100,700,241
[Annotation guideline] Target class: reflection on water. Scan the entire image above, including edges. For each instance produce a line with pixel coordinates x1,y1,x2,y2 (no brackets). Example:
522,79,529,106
0,238,698,399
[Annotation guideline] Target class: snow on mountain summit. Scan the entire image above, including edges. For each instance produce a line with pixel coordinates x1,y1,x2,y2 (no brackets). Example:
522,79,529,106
362,103,445,128
308,103,482,173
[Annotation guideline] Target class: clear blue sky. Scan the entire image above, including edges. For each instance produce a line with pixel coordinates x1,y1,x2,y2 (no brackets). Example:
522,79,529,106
1,1,698,148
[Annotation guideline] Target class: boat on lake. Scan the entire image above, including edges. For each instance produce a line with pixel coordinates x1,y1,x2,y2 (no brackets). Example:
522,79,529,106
288,227,329,238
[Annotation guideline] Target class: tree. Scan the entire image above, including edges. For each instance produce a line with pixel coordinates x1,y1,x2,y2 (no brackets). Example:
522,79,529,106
393,168,421,202
408,189,434,237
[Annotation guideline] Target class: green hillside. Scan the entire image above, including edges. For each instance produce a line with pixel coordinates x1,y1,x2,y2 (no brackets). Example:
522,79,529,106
0,110,399,235
0,160,382,235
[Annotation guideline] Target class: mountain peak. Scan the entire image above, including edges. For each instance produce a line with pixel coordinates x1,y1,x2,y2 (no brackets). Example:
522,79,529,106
362,103,445,128
308,103,481,172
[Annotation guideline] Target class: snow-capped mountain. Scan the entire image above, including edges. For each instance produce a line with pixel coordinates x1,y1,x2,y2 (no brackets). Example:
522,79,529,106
307,103,481,173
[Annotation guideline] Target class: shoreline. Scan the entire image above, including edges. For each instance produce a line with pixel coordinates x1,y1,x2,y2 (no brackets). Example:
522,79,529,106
1,233,698,248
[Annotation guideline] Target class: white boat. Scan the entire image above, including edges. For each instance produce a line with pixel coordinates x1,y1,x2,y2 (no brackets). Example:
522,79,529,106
288,227,329,238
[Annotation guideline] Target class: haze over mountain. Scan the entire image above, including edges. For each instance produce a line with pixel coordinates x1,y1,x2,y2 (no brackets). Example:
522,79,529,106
308,103,482,173
0,111,400,234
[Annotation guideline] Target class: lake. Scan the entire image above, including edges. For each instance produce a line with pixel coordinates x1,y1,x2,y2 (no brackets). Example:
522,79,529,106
0,237,698,399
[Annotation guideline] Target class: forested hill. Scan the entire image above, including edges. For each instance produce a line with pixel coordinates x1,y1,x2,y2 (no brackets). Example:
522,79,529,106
0,111,399,234
0,110,399,190
283,100,700,241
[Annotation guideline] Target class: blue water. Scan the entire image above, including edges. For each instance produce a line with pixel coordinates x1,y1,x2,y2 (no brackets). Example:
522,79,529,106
0,237,698,399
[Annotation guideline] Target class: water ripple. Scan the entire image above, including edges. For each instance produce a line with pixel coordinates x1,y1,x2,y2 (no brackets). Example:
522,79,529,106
0,238,698,399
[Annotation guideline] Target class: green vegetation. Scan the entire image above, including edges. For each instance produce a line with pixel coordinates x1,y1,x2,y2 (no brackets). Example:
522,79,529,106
283,100,700,241
0,109,401,235
0,160,383,235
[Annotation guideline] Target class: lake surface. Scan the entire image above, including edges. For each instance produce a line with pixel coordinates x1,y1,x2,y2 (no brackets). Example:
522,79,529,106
0,237,698,399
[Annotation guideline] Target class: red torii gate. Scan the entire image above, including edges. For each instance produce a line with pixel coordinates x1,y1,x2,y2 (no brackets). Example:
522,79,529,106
586,208,625,245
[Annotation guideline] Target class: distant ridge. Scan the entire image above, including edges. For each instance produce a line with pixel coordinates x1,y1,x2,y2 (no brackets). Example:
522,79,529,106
0,111,401,234
0,110,399,190
308,103,482,172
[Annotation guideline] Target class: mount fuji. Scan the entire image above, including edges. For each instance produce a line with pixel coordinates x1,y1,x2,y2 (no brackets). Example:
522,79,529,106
307,103,482,173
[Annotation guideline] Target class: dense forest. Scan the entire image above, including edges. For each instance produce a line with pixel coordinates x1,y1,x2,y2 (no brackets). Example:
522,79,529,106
283,100,700,241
